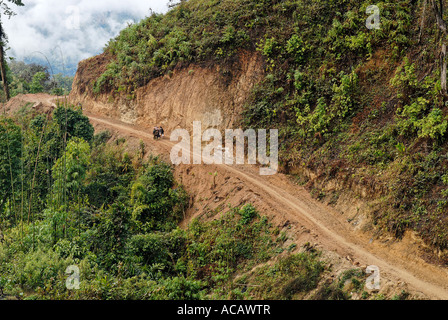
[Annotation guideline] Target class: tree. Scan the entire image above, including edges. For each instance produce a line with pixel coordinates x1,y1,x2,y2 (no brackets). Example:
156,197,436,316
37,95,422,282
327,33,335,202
51,73,74,95
53,106,94,144
0,0,24,101
9,61,48,83
0,117,21,217
430,0,448,94
29,71,47,93
51,137,90,209
130,161,187,230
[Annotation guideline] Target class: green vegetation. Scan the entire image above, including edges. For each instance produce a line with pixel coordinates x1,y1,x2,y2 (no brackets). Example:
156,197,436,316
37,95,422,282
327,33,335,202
88,0,448,262
6,60,74,98
242,252,325,299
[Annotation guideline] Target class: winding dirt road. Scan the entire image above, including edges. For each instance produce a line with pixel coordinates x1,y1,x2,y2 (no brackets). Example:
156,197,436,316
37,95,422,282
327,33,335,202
86,113,448,300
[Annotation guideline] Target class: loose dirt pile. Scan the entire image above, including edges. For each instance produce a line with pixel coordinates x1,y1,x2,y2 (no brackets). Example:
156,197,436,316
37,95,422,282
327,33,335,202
2,93,63,115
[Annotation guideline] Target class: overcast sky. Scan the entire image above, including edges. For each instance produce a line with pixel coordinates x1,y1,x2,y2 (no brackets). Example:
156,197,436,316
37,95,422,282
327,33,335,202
2,0,171,75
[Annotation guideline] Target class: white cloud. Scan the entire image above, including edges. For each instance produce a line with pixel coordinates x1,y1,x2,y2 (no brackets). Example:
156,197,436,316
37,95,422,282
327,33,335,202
3,0,171,75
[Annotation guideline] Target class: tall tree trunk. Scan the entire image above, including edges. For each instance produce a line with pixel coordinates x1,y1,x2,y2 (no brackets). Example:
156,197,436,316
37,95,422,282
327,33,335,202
0,21,9,101
442,43,447,93
419,0,428,44
431,0,448,95
0,47,9,101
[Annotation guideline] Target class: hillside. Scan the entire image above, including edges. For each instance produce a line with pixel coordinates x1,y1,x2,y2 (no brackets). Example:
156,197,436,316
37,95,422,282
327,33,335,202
7,0,448,303
69,0,448,264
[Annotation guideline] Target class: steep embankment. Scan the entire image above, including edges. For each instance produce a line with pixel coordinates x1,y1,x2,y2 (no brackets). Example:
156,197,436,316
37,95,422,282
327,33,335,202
69,50,263,133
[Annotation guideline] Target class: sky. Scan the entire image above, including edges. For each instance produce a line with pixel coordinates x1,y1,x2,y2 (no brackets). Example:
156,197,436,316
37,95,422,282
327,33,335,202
2,0,172,76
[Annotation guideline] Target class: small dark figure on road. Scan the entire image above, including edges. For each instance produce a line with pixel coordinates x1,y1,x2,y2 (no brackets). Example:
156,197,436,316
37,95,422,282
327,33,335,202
153,126,165,140
153,127,160,140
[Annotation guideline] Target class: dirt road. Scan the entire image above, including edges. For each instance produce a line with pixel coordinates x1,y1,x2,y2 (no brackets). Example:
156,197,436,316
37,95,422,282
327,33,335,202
86,113,448,300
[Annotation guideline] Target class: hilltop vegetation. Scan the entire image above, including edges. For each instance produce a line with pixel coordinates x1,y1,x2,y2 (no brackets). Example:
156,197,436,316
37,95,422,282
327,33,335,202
87,0,448,262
